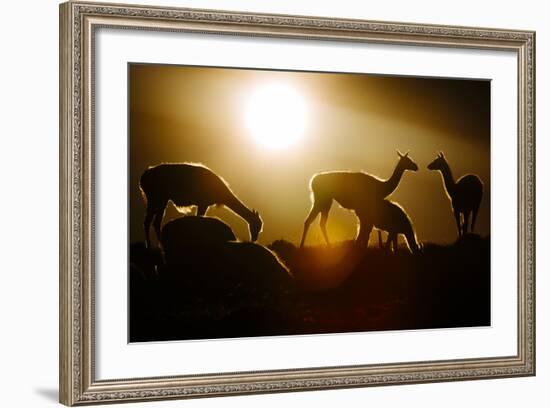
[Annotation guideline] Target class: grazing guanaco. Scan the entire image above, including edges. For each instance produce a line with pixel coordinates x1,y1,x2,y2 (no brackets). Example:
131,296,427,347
140,163,262,247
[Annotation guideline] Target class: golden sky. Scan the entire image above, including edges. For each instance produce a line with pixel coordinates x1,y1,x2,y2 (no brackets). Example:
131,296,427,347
129,63,490,246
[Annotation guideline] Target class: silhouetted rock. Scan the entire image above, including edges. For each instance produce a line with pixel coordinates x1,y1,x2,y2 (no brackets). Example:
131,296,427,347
161,215,237,264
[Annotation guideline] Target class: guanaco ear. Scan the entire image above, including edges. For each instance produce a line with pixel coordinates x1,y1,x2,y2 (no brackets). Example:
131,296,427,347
404,151,410,157
397,150,404,158
438,151,443,158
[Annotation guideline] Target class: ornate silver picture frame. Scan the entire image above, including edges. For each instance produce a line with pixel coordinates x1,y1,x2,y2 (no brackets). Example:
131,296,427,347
59,1,535,405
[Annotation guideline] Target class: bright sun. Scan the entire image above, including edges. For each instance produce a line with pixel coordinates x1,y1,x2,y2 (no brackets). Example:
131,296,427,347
244,83,308,150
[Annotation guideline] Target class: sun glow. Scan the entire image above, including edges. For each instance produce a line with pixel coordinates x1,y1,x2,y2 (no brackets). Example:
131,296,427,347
244,83,308,150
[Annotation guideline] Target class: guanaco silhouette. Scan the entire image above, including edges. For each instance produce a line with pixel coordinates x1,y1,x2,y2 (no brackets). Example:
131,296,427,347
373,200,421,254
300,151,418,247
427,152,483,238
140,163,262,248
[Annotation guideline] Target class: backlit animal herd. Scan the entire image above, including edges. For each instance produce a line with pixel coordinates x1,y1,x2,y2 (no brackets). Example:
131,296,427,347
140,151,484,256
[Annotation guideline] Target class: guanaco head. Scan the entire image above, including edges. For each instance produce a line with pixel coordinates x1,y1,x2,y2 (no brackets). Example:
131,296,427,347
427,152,448,172
397,150,418,172
248,209,263,242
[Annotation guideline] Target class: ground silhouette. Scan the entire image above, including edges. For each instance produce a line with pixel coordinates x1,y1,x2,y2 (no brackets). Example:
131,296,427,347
129,234,490,342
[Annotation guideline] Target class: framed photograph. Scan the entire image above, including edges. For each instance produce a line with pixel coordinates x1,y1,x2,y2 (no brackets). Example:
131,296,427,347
59,1,535,405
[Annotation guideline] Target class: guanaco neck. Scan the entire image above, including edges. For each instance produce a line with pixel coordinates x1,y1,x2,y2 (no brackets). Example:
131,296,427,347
439,162,456,197
224,195,255,224
382,163,406,197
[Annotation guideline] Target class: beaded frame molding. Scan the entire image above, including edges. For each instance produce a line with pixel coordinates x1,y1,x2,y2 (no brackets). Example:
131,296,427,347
59,1,535,405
